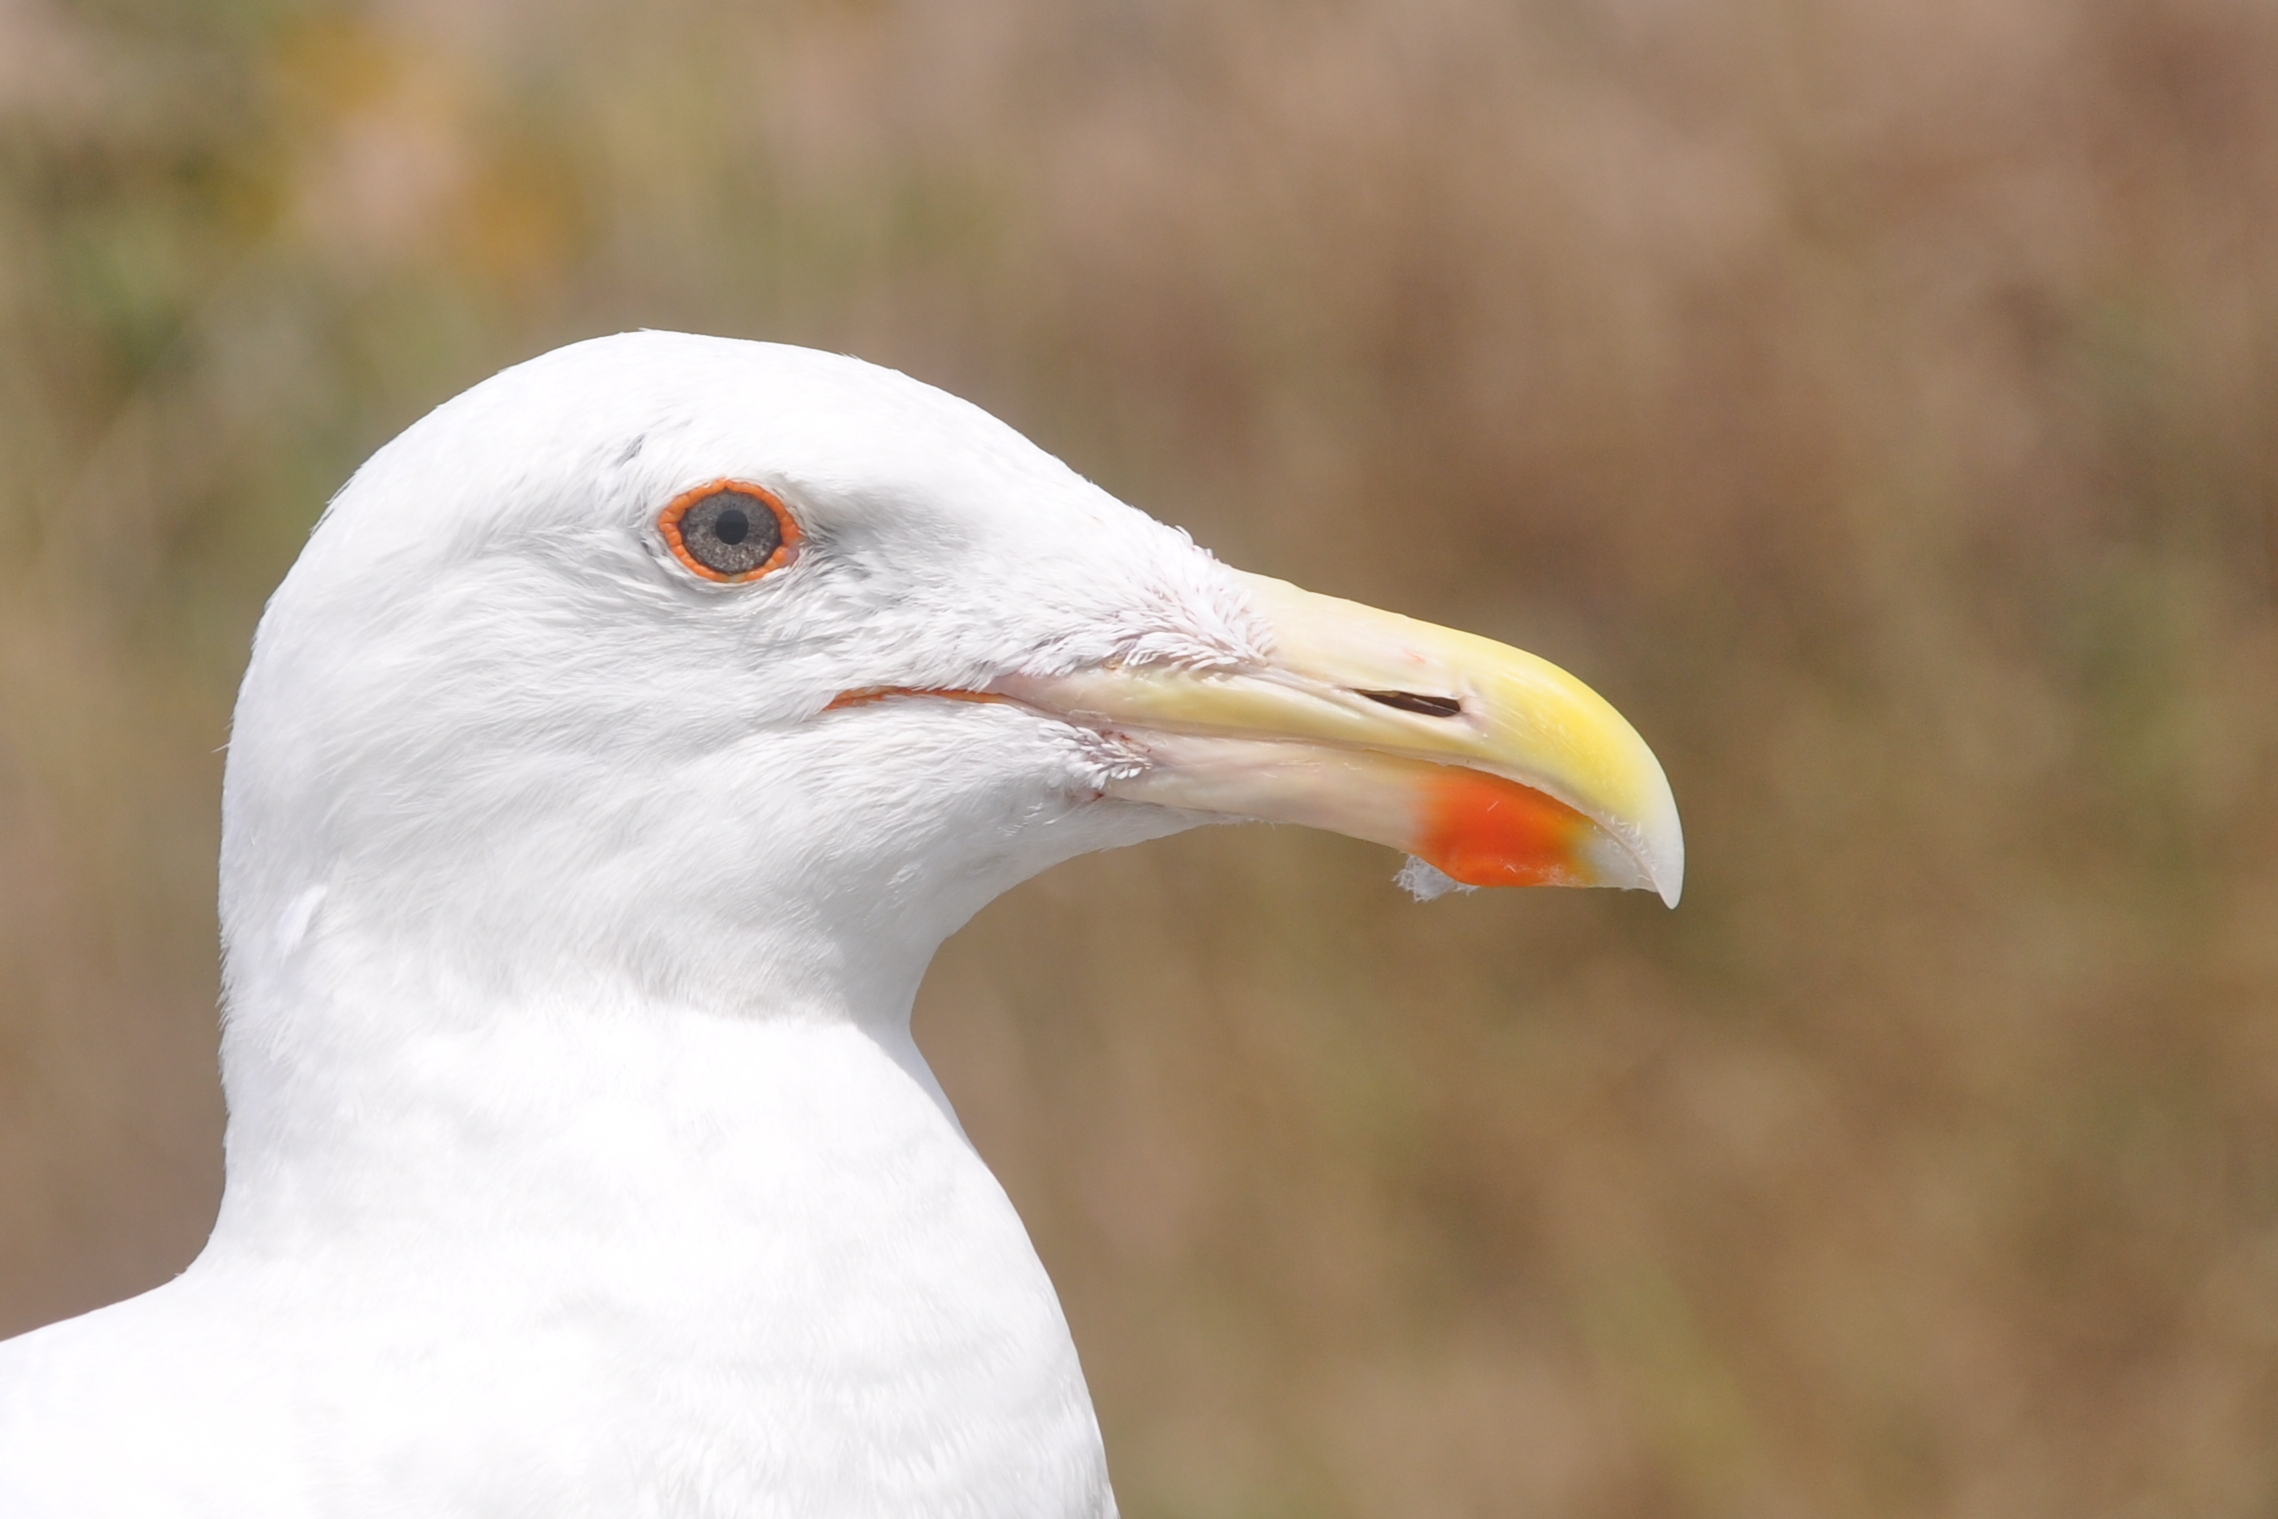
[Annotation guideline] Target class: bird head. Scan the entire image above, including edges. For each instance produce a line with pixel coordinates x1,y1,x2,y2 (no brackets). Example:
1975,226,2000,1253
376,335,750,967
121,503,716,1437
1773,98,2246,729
221,332,1680,1030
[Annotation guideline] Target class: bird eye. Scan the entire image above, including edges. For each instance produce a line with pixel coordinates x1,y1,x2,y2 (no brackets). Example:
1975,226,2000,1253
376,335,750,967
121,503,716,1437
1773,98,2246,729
659,481,800,582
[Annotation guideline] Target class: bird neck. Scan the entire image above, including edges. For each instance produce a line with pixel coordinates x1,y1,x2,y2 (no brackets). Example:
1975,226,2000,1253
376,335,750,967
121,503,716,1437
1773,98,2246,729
208,939,962,1259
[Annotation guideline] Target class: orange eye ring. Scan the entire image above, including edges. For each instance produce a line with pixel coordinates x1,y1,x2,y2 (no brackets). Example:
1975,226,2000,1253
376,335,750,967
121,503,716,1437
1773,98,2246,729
658,479,802,583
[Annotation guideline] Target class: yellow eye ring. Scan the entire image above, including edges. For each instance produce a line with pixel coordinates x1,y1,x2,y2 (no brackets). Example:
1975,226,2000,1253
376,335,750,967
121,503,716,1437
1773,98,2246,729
659,480,801,583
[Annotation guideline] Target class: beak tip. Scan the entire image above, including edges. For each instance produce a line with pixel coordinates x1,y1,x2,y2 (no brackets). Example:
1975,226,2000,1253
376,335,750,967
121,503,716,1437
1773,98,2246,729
1645,793,1685,910
1610,777,1683,908
1590,817,1682,907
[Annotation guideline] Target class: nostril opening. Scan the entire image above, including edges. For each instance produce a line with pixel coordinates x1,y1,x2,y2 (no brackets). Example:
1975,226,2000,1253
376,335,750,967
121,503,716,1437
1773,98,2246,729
1357,690,1463,718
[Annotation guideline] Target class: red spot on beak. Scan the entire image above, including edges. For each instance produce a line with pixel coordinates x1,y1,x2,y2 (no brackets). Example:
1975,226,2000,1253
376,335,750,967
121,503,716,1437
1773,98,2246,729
1415,767,1598,889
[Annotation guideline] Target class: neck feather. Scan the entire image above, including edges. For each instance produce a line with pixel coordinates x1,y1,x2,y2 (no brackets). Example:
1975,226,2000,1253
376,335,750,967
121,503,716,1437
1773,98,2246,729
211,919,955,1254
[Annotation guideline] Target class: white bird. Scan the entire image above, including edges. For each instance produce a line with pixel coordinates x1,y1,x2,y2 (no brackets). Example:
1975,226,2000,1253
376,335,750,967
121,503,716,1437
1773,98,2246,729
0,332,1680,1518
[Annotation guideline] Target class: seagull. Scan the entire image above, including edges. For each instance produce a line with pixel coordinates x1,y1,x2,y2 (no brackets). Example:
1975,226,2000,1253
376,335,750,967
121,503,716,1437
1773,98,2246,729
0,332,1680,1517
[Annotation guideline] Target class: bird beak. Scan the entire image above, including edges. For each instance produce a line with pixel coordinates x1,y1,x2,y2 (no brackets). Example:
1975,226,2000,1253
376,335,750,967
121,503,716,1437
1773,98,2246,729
998,571,1684,906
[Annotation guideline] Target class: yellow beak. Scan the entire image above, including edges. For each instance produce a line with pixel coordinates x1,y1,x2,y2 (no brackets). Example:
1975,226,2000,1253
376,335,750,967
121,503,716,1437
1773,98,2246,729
1000,571,1684,906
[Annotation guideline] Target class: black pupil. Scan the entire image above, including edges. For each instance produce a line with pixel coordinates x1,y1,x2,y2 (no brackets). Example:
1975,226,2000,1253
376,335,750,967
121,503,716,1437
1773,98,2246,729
714,507,749,545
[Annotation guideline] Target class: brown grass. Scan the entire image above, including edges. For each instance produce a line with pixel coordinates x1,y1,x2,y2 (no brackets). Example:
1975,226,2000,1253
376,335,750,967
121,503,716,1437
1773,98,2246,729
3,0,2275,1513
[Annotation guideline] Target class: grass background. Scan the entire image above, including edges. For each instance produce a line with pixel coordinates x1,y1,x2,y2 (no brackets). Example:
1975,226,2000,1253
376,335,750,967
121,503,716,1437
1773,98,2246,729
2,0,2275,1513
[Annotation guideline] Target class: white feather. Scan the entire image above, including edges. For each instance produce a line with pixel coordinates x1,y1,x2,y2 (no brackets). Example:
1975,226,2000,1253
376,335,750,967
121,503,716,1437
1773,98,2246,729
0,333,1272,1518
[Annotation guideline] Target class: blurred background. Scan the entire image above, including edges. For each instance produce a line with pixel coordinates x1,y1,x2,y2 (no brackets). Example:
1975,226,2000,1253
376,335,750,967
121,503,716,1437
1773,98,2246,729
3,0,2275,1513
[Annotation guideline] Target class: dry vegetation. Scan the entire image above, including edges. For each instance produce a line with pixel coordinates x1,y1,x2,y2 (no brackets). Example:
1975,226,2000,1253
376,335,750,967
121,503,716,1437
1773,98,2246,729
3,0,2276,1514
